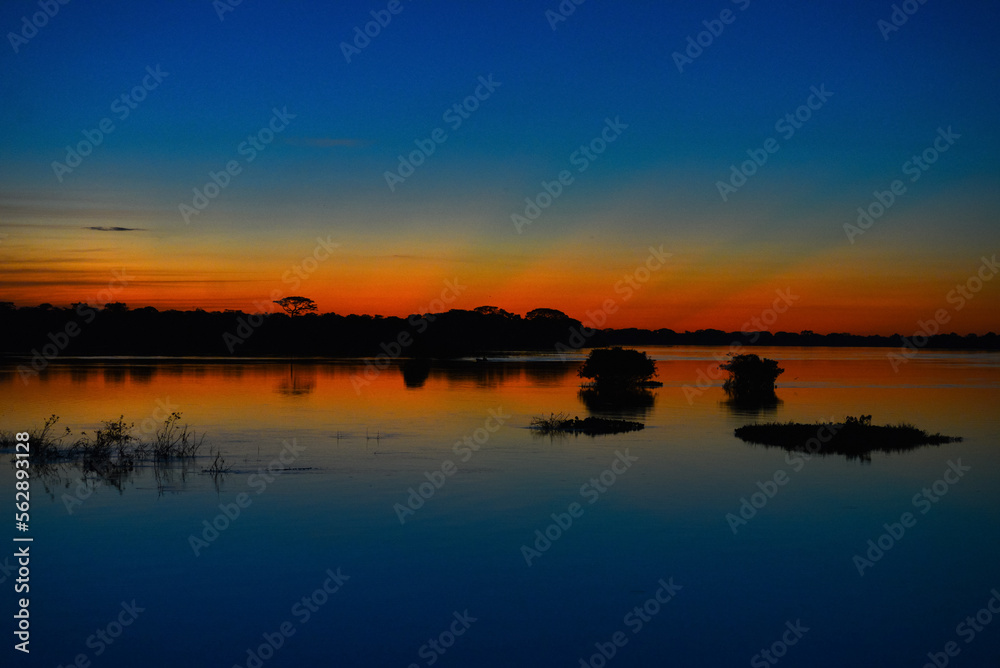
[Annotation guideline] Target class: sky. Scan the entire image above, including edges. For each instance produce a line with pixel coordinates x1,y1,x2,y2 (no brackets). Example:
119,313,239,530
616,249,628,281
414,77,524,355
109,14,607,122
1,0,998,335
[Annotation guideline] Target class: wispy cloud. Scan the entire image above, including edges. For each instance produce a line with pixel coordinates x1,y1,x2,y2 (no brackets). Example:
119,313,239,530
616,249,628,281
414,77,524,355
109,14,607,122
84,226,145,232
284,137,367,148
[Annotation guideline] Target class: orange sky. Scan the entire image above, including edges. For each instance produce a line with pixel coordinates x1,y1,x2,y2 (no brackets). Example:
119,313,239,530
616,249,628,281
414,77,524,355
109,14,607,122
2,223,996,335
2,1,998,341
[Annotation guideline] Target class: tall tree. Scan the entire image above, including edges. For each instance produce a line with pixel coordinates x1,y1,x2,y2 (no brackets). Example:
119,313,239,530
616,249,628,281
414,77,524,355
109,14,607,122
274,296,318,316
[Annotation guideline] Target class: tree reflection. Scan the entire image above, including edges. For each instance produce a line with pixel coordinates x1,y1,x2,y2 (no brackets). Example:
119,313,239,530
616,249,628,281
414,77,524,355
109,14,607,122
721,391,783,418
401,359,431,388
275,364,316,396
578,386,655,420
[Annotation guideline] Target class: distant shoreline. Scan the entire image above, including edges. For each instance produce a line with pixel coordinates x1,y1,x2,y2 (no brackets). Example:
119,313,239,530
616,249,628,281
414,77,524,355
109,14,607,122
1,305,997,360
2,344,999,366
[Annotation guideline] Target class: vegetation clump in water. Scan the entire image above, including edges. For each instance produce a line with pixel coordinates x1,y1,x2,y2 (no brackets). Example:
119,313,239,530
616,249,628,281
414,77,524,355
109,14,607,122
531,412,644,436
720,353,784,400
579,347,661,389
2,413,211,490
734,415,962,460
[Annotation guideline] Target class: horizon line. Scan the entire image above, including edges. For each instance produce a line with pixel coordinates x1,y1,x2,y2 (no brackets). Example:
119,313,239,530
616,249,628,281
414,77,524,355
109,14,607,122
3,301,997,340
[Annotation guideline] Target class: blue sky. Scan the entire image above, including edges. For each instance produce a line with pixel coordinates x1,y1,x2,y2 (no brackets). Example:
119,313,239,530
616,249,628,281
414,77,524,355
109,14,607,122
1,0,998,332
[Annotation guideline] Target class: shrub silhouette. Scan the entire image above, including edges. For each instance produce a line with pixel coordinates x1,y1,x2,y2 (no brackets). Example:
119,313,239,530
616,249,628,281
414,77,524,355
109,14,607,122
719,353,784,398
845,414,872,427
578,347,657,388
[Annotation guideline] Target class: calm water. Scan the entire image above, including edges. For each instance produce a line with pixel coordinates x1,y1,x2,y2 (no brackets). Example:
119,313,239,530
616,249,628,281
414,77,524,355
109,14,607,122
2,347,999,667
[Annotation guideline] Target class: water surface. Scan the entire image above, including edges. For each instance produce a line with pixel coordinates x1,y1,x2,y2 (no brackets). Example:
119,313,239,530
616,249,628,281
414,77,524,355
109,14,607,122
2,347,998,667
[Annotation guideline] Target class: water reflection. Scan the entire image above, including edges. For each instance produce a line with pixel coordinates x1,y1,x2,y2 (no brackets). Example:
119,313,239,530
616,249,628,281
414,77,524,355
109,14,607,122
103,366,127,384
69,366,93,384
522,362,576,385
275,364,316,396
458,361,522,389
31,457,202,503
400,359,431,388
413,360,576,389
1,352,997,667
721,391,783,418
128,365,157,384
219,365,246,380
577,386,656,419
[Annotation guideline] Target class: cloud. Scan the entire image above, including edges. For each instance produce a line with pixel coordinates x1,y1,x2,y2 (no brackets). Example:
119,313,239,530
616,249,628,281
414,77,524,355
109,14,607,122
284,137,367,148
84,226,145,232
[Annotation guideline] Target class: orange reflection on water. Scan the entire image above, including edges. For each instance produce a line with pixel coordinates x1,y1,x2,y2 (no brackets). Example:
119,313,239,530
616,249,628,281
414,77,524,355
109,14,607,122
1,348,997,449
0,360,586,438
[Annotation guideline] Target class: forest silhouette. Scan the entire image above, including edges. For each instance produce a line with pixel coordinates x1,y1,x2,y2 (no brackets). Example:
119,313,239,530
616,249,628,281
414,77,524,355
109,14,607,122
0,301,996,359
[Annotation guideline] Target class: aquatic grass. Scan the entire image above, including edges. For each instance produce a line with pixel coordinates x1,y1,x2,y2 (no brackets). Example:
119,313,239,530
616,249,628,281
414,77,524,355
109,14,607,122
204,450,232,478
8,413,212,492
0,414,71,464
531,412,645,436
530,412,572,434
151,411,205,459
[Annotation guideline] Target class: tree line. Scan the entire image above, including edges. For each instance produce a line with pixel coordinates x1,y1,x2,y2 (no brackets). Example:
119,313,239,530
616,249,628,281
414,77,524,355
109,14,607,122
0,301,996,358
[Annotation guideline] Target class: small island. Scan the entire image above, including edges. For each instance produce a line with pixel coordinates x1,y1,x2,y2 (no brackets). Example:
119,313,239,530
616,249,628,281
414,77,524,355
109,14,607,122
578,346,662,389
531,413,645,436
734,415,962,459
531,347,659,436
720,352,783,399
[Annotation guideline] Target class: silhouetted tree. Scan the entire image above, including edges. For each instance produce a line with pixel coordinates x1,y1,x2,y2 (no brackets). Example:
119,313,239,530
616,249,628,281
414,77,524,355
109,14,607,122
578,347,657,388
720,353,784,398
274,296,317,316
526,308,569,320
473,305,517,319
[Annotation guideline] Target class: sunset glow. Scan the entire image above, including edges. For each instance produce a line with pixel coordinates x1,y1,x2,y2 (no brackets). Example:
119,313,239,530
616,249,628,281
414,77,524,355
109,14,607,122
1,2,997,336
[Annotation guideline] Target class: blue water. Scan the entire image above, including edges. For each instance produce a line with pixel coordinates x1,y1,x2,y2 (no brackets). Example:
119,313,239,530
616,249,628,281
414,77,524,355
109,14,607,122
1,348,998,666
